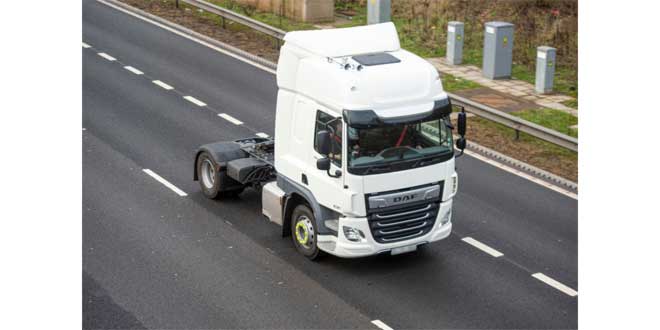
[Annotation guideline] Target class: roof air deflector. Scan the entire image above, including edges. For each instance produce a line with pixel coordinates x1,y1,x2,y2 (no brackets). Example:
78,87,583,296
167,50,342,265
352,53,401,66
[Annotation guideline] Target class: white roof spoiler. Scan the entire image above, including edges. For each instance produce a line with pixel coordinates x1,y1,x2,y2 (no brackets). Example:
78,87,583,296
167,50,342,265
283,22,401,58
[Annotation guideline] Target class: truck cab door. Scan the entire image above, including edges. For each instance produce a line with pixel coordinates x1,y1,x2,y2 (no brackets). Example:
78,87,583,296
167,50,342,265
308,110,345,215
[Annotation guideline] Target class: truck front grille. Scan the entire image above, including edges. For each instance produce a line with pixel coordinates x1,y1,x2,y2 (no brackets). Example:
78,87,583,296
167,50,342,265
365,183,442,244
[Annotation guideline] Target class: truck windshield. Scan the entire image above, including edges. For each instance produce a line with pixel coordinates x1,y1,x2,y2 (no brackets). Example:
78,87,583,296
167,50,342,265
347,118,453,175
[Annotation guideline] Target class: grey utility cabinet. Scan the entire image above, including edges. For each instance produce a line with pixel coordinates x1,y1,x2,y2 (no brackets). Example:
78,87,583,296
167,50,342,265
535,46,557,94
446,21,464,65
367,0,391,25
483,21,514,79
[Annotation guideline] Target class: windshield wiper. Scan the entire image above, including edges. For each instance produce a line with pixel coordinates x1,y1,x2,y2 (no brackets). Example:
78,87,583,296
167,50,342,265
411,153,449,168
364,164,392,174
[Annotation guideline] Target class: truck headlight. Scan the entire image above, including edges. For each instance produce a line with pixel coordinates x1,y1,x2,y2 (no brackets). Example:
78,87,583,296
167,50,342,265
440,209,452,225
343,226,365,242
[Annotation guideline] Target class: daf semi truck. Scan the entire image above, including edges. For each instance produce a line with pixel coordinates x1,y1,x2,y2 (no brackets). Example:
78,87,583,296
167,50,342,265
193,22,467,260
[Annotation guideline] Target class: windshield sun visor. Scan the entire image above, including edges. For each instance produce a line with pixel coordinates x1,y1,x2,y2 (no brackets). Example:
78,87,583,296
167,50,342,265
343,98,452,128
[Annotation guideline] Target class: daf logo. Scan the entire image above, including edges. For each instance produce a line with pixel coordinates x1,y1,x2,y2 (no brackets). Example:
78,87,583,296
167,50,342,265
368,184,441,209
393,194,416,203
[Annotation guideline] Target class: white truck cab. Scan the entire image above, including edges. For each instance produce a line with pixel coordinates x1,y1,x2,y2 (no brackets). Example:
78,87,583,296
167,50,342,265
194,22,467,260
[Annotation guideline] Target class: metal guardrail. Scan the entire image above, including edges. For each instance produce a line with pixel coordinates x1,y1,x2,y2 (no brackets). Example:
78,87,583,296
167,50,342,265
448,93,578,152
179,0,286,40
178,0,578,152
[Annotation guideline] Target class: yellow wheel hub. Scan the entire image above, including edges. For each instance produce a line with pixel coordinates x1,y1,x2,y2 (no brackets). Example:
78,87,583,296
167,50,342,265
295,221,309,244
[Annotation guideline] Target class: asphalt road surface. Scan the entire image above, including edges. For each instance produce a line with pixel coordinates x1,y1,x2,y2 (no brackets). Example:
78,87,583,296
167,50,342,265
83,0,578,328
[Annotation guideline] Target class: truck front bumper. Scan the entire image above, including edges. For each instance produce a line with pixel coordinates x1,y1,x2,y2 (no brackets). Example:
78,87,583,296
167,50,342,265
317,199,453,258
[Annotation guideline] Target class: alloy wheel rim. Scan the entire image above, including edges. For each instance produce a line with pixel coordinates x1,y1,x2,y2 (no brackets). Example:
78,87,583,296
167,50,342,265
201,159,215,189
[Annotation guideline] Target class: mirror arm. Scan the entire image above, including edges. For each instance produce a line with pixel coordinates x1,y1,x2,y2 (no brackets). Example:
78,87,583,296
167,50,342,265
454,106,467,158
327,167,342,178
444,117,454,130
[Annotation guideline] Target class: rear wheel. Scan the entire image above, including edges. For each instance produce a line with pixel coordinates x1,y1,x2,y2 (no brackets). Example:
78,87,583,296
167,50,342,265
291,204,323,260
197,152,243,199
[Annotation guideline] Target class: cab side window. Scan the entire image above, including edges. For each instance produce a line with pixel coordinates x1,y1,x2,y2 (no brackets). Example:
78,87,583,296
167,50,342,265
314,110,342,165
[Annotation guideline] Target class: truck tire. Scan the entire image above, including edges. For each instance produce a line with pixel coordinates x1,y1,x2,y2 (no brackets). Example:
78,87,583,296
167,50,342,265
197,152,243,199
291,204,324,260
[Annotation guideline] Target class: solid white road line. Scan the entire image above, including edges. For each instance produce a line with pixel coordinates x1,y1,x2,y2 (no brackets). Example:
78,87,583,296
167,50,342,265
371,320,394,330
97,52,116,61
256,132,269,138
142,169,188,197
218,113,243,125
532,273,578,297
152,80,174,90
82,42,91,48
97,0,276,74
462,237,504,258
463,149,577,200
124,66,144,75
183,96,207,107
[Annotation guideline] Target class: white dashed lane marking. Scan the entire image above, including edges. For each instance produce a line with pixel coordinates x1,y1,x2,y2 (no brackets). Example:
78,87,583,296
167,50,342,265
152,80,174,90
183,96,207,107
124,66,144,75
97,0,277,74
142,169,188,197
82,42,91,48
218,113,243,125
532,273,578,297
97,52,116,61
371,320,394,330
256,132,269,138
462,237,504,257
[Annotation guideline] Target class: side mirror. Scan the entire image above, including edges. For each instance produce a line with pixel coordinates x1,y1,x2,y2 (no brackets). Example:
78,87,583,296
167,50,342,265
316,130,331,156
456,137,466,150
457,111,467,137
316,157,342,178
316,157,330,171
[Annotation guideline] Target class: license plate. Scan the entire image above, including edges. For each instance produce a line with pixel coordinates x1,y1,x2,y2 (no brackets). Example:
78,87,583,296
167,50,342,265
391,244,417,255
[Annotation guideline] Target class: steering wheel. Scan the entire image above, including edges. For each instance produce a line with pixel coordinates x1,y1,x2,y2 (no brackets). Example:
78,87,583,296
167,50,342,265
377,146,420,159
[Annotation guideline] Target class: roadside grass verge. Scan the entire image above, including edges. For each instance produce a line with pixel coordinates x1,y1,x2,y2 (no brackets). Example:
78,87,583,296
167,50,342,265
441,73,483,92
511,108,578,138
206,0,317,31
562,98,578,109
455,116,577,182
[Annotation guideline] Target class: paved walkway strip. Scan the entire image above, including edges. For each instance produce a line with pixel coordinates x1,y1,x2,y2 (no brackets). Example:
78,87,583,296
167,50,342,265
428,57,576,115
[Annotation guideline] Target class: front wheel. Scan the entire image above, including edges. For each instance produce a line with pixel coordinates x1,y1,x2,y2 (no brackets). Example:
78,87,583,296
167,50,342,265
291,204,324,260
